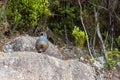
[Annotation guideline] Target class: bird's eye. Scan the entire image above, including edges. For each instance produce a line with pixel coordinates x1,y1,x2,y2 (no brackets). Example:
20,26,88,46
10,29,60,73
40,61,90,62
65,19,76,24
40,32,44,36
40,32,47,37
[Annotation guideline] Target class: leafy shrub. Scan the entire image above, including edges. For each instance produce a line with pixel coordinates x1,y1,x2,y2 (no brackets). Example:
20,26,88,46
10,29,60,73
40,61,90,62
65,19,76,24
0,5,8,38
72,26,88,48
6,0,50,30
48,1,77,39
106,48,120,68
117,35,120,45
0,8,6,26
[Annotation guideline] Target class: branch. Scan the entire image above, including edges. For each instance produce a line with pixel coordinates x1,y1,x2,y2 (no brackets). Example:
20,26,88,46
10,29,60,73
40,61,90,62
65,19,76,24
88,1,109,11
89,1,120,21
109,11,114,51
92,28,97,57
113,10,120,21
78,0,94,59
94,7,107,61
64,24,69,47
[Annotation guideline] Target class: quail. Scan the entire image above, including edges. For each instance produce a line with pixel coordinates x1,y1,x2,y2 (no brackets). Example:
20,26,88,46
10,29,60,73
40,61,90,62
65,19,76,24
35,32,49,53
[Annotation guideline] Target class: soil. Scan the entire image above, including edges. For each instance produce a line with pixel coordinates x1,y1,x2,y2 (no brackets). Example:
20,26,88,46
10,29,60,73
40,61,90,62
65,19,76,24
104,68,120,80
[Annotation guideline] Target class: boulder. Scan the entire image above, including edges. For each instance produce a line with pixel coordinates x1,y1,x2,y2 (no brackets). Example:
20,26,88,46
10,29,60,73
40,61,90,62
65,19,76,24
3,36,37,52
0,52,95,80
3,36,62,59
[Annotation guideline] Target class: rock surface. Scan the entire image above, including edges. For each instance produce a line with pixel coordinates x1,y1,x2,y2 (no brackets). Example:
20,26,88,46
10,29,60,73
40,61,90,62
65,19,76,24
2,36,96,80
3,36,62,59
3,36,37,52
0,52,95,80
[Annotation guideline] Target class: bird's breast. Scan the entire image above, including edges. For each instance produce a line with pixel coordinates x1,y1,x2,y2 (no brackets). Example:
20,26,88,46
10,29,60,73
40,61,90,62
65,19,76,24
38,41,47,48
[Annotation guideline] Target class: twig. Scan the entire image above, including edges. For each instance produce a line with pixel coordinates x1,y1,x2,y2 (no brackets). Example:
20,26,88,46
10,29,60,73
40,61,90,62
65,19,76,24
109,12,114,51
89,1,120,21
78,0,94,59
104,31,109,46
92,27,97,57
88,1,109,11
64,24,69,47
113,10,120,21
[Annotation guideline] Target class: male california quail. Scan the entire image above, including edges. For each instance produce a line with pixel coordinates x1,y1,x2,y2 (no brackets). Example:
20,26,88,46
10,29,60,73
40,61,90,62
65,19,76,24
35,32,49,53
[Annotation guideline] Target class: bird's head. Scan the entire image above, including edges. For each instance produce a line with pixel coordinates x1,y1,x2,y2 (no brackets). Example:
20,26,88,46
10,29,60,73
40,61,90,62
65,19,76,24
40,32,47,38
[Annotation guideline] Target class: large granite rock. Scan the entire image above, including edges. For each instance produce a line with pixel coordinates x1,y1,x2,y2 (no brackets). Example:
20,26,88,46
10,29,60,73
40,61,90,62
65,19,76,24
0,52,95,80
3,36,62,59
3,36,37,52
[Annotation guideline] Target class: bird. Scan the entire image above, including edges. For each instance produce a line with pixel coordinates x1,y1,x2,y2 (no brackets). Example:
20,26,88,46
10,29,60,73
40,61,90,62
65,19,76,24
35,32,49,53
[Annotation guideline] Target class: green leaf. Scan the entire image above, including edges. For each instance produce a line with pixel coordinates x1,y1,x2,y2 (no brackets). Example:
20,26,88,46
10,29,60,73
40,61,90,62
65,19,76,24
92,0,97,4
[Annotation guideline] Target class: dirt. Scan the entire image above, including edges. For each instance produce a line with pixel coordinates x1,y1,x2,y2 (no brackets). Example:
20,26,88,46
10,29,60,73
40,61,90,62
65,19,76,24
104,67,120,80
